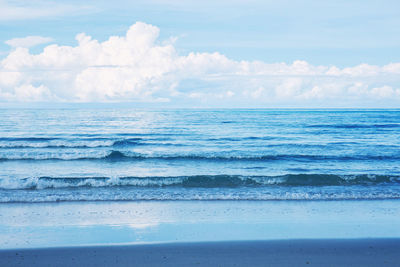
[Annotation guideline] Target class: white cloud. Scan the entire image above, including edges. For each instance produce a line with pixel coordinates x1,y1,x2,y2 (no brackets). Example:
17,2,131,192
370,86,400,99
5,36,54,48
0,0,94,21
0,21,400,107
275,78,302,98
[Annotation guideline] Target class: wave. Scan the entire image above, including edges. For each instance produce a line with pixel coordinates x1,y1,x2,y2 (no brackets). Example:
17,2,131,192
100,152,400,162
0,136,293,149
307,123,400,129
0,137,59,141
0,144,113,149
2,191,400,203
0,137,188,149
112,138,142,147
1,174,399,190
206,136,280,141
0,137,115,149
1,150,400,161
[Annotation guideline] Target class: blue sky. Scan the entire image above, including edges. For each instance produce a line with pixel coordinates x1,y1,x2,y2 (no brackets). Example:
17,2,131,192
0,0,400,107
1,0,400,66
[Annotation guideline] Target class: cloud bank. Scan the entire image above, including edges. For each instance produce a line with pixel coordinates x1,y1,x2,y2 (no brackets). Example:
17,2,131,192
1,22,400,107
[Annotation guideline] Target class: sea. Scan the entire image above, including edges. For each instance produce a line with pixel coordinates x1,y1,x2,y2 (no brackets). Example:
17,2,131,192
1,108,400,203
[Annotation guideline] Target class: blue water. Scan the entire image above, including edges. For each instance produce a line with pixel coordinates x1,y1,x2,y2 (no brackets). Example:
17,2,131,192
0,109,400,202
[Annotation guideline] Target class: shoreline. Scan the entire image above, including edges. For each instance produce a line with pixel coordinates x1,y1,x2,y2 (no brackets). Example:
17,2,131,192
2,197,400,204
1,200,400,249
1,239,399,267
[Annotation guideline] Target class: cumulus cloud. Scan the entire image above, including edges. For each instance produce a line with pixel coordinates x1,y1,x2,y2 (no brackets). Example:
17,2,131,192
0,21,400,107
5,36,54,48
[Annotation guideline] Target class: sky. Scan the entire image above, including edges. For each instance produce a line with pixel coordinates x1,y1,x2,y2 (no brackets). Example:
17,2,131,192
0,0,400,108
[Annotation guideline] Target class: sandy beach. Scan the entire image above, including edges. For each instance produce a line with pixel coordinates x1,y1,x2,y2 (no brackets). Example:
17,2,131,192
1,200,400,266
1,239,399,267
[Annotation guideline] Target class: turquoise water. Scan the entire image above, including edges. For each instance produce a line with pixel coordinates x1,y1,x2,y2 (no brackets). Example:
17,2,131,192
0,109,400,202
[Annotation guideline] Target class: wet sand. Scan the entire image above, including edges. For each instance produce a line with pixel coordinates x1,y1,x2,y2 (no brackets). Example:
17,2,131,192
1,239,399,267
1,200,400,266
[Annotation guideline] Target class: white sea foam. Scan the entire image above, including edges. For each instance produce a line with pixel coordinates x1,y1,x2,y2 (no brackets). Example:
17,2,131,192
0,174,398,190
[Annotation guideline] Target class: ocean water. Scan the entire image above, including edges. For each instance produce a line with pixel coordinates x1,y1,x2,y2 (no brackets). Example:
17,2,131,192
0,108,400,203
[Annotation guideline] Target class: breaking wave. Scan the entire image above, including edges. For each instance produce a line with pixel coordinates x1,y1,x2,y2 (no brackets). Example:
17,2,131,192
1,150,400,161
1,174,399,190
